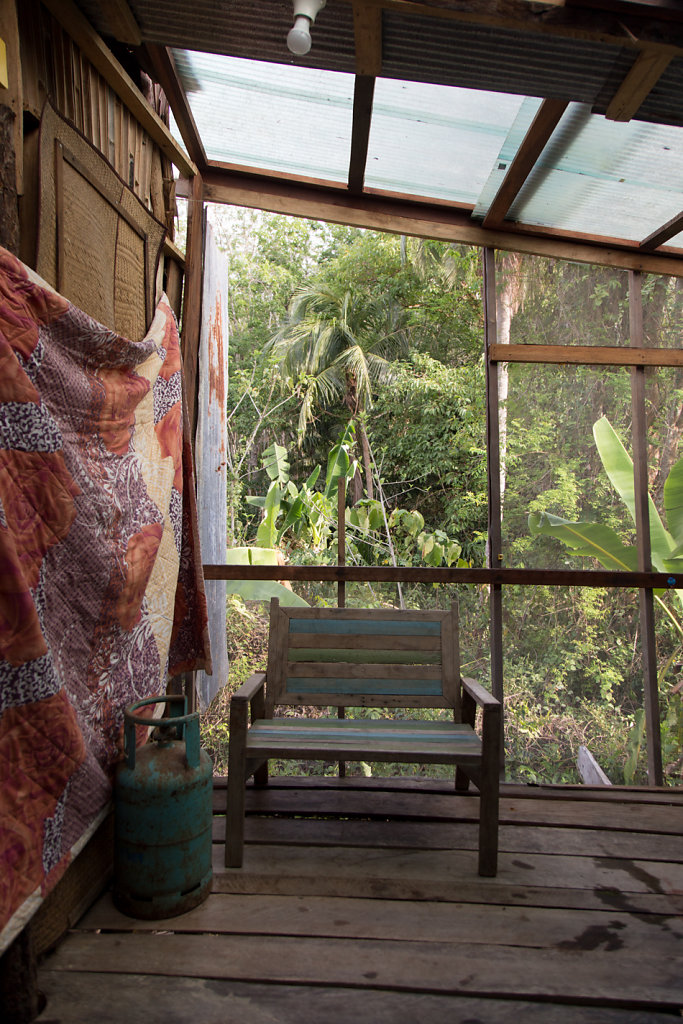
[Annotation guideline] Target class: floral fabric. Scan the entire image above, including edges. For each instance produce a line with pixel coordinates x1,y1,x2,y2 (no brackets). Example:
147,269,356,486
0,247,211,947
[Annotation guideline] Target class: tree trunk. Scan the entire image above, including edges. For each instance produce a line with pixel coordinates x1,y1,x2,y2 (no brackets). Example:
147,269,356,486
495,253,525,516
357,418,374,501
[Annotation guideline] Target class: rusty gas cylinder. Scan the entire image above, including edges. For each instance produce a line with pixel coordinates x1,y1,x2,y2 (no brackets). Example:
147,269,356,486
114,695,213,919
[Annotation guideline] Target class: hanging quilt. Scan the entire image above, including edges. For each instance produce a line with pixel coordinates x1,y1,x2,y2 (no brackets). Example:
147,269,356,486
0,246,211,949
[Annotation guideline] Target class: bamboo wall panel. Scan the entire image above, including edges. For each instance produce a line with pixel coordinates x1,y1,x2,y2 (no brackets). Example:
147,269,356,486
19,0,159,216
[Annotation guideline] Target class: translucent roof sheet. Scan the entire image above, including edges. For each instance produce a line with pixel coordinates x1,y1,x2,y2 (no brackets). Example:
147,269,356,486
173,50,354,182
477,101,683,244
365,79,530,204
173,49,683,252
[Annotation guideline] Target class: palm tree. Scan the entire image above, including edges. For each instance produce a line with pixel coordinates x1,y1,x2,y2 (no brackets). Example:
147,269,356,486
266,283,410,501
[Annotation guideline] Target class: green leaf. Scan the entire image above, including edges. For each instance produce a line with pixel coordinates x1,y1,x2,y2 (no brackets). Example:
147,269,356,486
664,456,683,547
245,495,266,508
324,422,354,499
224,579,309,607
226,547,281,566
277,494,304,542
304,464,321,490
593,417,673,560
529,512,639,571
262,442,290,484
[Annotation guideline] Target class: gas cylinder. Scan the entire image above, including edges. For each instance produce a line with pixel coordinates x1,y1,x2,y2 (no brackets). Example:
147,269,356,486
114,695,213,919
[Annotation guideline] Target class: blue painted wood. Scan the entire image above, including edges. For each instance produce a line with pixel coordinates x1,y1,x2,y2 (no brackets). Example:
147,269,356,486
285,676,443,695
289,619,442,637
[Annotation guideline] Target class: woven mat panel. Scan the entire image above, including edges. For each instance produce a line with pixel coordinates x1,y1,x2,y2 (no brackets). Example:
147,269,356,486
37,101,165,339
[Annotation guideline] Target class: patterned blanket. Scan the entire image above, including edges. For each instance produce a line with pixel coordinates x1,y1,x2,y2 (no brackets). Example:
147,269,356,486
0,247,211,949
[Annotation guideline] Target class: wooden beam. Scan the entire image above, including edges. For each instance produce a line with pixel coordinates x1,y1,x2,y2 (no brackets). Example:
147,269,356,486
482,99,568,229
96,0,142,46
488,342,683,366
339,0,683,54
181,173,205,443
202,564,683,590
605,47,674,121
179,171,683,278
640,209,683,252
348,76,375,194
39,0,197,178
143,45,208,171
353,2,382,76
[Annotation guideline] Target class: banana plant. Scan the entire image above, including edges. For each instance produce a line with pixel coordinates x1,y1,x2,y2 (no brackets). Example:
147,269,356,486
529,415,683,636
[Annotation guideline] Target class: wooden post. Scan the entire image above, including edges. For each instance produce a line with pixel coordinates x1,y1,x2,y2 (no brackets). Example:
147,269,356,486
337,477,346,610
181,172,205,447
337,477,346,776
483,249,505,773
629,270,663,786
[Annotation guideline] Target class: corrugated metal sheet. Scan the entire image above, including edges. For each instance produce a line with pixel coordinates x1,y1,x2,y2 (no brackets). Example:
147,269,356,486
382,12,624,106
78,0,683,127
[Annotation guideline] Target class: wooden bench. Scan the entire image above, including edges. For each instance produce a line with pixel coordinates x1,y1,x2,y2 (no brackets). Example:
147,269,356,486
225,599,501,876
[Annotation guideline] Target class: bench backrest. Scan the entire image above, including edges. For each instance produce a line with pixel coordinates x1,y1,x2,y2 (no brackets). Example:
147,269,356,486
265,599,461,718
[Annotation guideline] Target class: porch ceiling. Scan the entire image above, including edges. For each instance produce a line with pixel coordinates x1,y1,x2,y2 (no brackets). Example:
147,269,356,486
75,0,683,262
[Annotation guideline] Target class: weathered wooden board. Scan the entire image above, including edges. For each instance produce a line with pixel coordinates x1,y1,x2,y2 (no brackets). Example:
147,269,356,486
81,892,683,955
194,220,229,710
214,816,683,863
211,845,683,913
213,786,683,835
41,932,683,1007
213,775,683,806
37,973,677,1024
224,786,683,834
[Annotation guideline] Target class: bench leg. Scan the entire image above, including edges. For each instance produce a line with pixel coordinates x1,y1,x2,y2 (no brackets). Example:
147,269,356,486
225,699,248,868
254,760,269,786
455,766,470,791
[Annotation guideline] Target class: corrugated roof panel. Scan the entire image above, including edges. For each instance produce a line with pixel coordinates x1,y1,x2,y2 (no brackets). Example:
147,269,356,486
130,0,356,72
366,78,529,204
173,50,353,181
506,107,683,241
381,12,624,104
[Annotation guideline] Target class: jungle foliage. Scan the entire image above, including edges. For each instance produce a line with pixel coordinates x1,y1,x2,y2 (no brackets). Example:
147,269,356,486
198,206,683,787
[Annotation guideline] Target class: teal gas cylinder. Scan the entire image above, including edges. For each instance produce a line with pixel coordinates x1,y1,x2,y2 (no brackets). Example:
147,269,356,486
114,695,213,919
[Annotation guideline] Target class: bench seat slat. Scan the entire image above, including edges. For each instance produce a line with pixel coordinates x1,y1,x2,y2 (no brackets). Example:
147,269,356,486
289,619,442,637
245,718,481,763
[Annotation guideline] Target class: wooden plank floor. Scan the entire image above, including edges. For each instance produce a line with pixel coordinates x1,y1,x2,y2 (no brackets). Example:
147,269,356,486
37,778,683,1023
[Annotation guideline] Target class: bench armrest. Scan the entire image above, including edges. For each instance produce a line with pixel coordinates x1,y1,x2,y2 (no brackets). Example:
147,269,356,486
461,675,500,712
232,672,266,704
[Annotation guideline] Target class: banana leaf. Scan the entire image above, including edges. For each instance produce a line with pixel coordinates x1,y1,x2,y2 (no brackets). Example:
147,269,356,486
529,512,639,572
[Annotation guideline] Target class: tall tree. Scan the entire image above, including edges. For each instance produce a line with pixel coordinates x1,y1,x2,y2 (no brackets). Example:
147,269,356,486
267,282,410,501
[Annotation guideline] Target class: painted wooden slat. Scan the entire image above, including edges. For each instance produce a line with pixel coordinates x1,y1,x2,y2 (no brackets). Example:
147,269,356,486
285,662,441,680
251,719,473,736
288,618,442,636
288,633,441,651
289,648,442,665
285,677,443,696
284,607,448,621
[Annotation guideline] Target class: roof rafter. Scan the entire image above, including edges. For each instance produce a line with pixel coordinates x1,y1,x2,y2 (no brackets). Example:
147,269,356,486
348,2,382,194
605,46,674,121
143,44,208,171
640,209,683,252
482,99,568,230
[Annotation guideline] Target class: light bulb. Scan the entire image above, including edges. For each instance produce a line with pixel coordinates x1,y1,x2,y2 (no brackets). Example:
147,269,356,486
286,0,325,56
287,15,312,55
